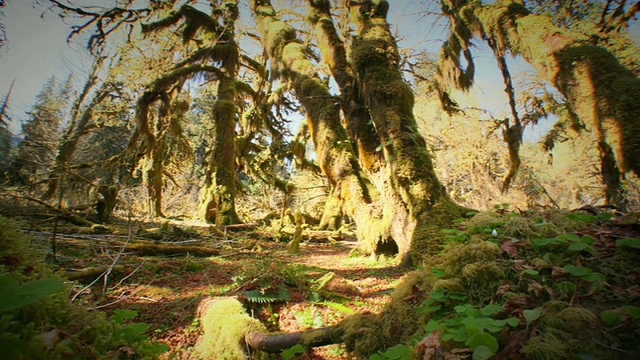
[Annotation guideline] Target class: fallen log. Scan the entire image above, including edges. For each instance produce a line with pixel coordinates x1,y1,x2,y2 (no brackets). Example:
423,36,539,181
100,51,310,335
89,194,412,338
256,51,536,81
64,266,124,281
246,325,343,353
126,242,219,257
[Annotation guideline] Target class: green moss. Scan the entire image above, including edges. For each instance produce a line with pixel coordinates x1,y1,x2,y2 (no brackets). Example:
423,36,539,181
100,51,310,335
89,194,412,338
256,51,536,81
193,298,268,359
0,216,161,359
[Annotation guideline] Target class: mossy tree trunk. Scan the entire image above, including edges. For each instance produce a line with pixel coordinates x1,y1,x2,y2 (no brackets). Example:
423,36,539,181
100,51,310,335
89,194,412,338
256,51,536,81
346,0,465,260
145,87,183,218
199,1,241,225
307,0,383,175
253,0,465,262
250,0,391,257
457,1,640,193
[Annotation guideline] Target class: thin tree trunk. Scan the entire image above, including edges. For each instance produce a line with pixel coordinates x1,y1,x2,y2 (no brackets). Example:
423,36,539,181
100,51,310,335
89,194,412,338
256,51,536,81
43,58,107,200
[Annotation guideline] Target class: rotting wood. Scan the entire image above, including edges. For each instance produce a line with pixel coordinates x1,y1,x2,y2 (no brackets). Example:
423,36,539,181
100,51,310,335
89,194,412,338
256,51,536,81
122,242,220,257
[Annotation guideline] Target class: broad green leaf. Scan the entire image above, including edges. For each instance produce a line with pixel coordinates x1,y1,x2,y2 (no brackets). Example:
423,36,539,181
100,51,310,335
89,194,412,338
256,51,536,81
480,304,503,317
567,213,596,223
523,307,543,327
462,317,503,333
147,342,170,355
446,326,468,342
473,345,495,360
282,344,306,360
563,264,591,277
581,272,605,283
505,317,519,327
423,305,442,314
533,238,552,247
17,278,65,298
600,310,621,326
423,319,440,334
521,269,539,276
559,233,581,242
431,267,445,278
429,289,446,300
580,235,596,244
596,212,614,220
383,344,412,359
466,328,499,353
111,309,139,324
449,292,468,300
567,243,596,253
0,277,64,312
615,238,640,250
625,306,640,318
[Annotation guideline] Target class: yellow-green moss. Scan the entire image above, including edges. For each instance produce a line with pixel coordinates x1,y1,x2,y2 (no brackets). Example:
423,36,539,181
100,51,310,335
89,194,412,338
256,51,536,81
193,298,268,359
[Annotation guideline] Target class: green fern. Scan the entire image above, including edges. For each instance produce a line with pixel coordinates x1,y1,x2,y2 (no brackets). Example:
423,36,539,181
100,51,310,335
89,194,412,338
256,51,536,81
321,301,356,314
243,284,291,303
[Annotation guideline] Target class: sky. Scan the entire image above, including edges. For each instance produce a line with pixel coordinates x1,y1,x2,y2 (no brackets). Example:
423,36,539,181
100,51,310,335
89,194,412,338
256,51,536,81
0,1,94,133
0,0,638,139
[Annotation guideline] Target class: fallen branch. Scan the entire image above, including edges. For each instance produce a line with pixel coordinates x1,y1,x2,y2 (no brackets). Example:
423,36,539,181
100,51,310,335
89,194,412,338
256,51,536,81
64,266,124,281
125,242,220,257
246,325,343,353
3,191,97,226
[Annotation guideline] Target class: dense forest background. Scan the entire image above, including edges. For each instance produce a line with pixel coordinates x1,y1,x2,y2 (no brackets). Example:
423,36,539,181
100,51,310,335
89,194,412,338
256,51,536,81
1,0,640,359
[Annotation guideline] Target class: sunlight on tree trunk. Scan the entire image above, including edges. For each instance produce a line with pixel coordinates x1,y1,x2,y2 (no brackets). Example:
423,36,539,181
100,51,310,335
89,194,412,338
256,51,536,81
347,0,466,260
199,1,241,225
250,0,393,257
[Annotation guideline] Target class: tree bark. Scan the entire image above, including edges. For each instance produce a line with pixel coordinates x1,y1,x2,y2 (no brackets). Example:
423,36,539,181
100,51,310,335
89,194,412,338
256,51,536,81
307,0,383,174
346,0,465,260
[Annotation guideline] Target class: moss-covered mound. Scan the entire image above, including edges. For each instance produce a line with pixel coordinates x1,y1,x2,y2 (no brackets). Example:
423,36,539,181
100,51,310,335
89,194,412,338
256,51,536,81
193,297,268,359
342,209,640,359
0,216,166,359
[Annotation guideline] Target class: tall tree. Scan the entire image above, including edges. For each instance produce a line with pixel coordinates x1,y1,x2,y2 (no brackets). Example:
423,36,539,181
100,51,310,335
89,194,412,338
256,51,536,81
12,76,69,186
198,0,242,225
251,0,467,263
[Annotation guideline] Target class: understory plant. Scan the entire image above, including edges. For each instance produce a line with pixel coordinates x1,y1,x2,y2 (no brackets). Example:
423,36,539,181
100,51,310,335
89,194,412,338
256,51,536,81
0,216,168,359
343,207,640,359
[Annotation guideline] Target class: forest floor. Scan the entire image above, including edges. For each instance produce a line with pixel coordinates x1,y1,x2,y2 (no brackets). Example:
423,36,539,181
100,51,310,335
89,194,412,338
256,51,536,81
32,218,407,359
7,203,640,359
